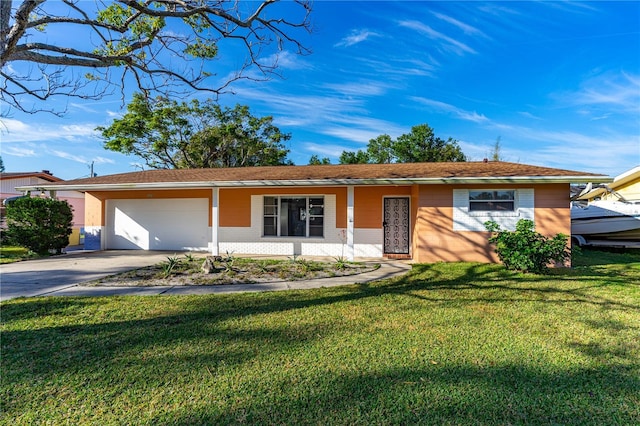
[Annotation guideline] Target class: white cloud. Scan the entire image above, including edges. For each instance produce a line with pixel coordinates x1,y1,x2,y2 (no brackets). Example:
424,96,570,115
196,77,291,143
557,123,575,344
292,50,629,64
47,150,117,165
304,142,349,158
0,118,29,133
93,156,115,164
351,57,437,78
70,103,97,113
432,12,489,38
323,81,392,97
264,51,313,71
518,111,542,120
411,97,489,123
482,121,640,177
1,145,37,157
1,118,99,143
478,4,521,17
398,20,476,55
579,72,639,110
320,126,381,144
50,150,88,164
557,71,640,116
335,29,381,48
61,124,97,138
235,86,405,144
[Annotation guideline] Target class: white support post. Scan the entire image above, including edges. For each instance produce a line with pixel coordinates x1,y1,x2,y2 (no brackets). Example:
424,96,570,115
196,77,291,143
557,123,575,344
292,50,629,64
211,187,219,255
346,186,355,261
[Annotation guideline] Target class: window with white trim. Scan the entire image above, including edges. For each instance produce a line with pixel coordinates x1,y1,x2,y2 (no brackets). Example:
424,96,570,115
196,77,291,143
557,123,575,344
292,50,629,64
469,190,515,212
453,188,534,232
263,196,324,237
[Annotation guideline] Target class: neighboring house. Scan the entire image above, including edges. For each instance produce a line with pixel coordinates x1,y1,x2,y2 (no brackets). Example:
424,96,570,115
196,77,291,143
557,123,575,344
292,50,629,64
573,165,640,202
1,171,85,245
17,162,607,263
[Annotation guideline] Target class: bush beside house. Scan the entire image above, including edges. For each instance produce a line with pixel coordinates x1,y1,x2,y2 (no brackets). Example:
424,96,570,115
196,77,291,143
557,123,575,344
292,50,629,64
4,197,73,255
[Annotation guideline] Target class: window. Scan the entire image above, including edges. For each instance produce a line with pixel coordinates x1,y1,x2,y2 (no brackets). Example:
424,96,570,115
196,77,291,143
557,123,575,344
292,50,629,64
263,196,278,236
263,196,324,237
469,190,515,212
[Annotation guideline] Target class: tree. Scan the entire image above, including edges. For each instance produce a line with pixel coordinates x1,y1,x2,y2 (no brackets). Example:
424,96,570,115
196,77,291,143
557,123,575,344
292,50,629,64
308,155,331,165
339,123,466,164
5,196,73,255
366,134,394,164
394,124,466,163
490,136,503,161
0,155,4,172
99,93,291,169
339,149,370,165
1,0,311,115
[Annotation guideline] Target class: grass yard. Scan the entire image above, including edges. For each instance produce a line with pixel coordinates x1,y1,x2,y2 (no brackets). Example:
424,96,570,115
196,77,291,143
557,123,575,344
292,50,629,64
0,246,34,264
1,249,639,425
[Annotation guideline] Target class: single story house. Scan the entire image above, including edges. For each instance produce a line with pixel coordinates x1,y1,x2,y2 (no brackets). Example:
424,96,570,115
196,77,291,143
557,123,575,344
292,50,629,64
1,171,85,244
17,161,608,263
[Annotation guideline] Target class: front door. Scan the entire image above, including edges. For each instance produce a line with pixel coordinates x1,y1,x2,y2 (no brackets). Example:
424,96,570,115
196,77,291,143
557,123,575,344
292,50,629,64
383,197,410,255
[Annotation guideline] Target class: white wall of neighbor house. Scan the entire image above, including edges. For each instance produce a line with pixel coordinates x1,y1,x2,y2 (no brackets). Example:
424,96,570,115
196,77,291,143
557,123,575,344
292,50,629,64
217,193,383,258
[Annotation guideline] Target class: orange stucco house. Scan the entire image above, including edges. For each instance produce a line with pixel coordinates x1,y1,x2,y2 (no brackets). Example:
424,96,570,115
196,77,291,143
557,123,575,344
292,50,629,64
18,162,608,263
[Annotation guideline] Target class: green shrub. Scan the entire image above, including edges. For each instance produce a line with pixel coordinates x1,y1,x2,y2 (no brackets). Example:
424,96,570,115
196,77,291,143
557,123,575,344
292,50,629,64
161,254,181,278
484,219,569,273
4,197,73,255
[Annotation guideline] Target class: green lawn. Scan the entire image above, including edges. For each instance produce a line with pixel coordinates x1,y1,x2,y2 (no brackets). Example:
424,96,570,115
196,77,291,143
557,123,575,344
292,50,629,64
1,250,639,425
0,246,34,264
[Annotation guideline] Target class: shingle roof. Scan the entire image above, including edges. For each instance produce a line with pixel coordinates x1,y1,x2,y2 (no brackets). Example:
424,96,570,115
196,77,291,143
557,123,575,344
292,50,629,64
0,172,62,182
16,162,610,191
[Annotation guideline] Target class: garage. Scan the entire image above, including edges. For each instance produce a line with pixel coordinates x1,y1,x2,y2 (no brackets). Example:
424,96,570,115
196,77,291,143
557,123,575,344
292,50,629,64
106,198,209,250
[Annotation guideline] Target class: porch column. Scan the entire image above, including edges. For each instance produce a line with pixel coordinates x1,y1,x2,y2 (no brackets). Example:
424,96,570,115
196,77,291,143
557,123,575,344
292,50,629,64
211,187,219,255
346,185,354,261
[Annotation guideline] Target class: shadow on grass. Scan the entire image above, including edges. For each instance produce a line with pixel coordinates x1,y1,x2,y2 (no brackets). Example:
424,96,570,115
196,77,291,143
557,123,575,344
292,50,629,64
573,247,640,266
153,364,640,425
2,258,639,423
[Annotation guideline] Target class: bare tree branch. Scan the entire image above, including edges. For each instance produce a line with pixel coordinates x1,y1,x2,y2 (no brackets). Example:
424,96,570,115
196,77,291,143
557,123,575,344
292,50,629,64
1,0,312,115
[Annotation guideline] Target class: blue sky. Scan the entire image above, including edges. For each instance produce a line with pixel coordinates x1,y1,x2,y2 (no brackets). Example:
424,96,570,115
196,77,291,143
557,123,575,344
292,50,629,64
1,1,639,180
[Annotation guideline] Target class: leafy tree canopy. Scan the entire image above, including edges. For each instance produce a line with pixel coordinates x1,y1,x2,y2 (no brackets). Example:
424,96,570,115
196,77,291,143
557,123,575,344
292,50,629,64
1,0,311,115
339,150,370,165
308,155,331,165
339,124,467,164
99,93,291,169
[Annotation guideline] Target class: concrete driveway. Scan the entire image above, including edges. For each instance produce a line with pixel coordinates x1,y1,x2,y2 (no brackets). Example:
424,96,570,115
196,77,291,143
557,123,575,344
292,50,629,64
0,250,176,301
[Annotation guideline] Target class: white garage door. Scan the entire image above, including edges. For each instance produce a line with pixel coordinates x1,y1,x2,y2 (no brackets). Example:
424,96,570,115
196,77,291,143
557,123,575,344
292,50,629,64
106,198,209,250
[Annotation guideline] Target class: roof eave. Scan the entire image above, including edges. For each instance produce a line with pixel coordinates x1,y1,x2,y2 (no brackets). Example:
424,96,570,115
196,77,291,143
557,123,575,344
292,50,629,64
15,175,609,192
